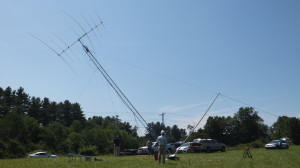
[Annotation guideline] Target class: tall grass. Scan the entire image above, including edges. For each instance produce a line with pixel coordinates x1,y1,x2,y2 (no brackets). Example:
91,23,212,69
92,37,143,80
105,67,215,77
1,146,299,168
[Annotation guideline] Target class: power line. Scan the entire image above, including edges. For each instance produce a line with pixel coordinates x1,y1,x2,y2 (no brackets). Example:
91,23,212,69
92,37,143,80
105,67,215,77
167,113,197,119
99,55,280,119
220,93,279,118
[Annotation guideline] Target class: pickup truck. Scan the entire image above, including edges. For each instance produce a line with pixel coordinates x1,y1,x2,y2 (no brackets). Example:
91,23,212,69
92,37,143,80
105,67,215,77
137,142,176,155
192,138,226,152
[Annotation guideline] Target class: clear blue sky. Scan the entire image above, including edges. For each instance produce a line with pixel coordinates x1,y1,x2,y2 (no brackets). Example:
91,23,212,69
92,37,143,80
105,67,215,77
1,0,299,135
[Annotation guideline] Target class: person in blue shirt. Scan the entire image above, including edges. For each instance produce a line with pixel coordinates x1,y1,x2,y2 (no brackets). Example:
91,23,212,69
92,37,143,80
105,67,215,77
156,130,167,164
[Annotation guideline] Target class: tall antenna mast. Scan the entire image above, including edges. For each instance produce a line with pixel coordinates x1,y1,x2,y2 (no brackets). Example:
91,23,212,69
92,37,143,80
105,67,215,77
31,13,156,137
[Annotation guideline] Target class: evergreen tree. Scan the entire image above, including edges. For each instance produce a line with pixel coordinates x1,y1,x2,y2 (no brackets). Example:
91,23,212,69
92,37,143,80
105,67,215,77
0,87,13,116
170,124,186,141
62,100,73,126
14,87,30,115
71,102,85,122
28,97,42,122
40,98,51,126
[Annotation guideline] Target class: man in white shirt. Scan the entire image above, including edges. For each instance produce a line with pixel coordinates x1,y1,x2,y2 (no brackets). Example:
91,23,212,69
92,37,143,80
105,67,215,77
156,130,167,164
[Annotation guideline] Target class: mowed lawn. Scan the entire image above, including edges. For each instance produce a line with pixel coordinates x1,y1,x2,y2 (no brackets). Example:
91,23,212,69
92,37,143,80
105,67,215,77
1,146,299,168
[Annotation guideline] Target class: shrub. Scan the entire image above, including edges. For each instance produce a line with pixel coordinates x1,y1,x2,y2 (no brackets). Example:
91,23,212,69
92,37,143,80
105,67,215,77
248,140,265,148
79,145,98,156
5,139,27,158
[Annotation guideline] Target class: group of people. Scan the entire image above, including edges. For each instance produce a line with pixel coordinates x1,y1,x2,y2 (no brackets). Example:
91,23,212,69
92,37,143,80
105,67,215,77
112,130,168,164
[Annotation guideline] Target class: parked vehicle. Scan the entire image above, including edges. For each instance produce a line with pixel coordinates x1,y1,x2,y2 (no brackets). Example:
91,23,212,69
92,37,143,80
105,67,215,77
189,142,202,153
174,141,183,148
192,138,226,152
175,142,191,153
28,152,58,158
265,139,289,149
120,149,138,155
137,146,148,155
137,141,155,155
137,142,176,155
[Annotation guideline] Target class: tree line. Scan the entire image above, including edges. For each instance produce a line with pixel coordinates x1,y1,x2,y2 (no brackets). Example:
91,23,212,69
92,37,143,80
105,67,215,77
0,86,299,158
187,108,300,146
144,107,300,147
0,87,142,158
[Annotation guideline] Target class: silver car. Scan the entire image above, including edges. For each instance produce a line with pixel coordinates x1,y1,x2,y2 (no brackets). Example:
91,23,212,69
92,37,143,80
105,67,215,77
176,142,191,153
265,140,289,149
28,152,58,158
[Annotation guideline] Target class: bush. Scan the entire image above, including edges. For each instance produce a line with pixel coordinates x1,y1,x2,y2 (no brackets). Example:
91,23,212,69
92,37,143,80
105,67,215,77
5,139,27,158
79,145,98,156
0,140,7,158
247,140,265,148
227,140,265,151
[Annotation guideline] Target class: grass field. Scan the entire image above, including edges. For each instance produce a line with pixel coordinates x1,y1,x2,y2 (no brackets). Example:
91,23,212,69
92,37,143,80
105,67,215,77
1,146,299,168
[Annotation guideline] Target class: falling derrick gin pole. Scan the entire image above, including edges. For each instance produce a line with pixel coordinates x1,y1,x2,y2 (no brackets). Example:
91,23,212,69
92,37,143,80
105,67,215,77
31,13,155,137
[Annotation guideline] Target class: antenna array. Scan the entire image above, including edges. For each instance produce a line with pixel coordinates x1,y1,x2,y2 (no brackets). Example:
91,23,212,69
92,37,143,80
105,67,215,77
31,12,155,137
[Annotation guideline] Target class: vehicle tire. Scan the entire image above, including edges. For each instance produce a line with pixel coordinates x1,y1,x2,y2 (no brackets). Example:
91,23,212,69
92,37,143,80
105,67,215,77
221,146,225,152
206,147,211,153
187,149,191,153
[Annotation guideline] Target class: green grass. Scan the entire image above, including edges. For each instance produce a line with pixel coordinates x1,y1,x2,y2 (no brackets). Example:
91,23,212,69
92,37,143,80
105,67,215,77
1,146,300,168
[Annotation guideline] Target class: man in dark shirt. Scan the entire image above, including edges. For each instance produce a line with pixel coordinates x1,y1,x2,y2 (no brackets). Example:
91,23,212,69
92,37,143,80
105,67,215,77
113,136,121,156
147,141,153,155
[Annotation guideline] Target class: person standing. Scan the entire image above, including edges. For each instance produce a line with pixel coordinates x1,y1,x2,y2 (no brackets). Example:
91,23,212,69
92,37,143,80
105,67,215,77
146,140,153,155
113,136,121,156
156,130,167,164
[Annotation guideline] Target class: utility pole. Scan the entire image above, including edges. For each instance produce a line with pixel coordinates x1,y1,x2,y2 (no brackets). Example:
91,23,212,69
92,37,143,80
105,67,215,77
159,113,166,125
116,115,119,128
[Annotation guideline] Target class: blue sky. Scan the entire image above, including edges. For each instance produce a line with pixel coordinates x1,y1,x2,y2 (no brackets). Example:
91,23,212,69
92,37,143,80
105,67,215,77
1,0,299,135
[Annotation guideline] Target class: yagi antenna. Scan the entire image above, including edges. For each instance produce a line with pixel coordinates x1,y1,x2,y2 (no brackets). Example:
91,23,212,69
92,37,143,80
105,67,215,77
65,13,153,137
29,33,79,76
32,13,154,137
57,19,103,56
29,13,104,76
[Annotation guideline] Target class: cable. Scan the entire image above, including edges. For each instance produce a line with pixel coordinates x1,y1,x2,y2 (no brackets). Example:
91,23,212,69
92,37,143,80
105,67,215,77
167,113,198,119
170,93,220,157
79,40,156,138
220,93,279,117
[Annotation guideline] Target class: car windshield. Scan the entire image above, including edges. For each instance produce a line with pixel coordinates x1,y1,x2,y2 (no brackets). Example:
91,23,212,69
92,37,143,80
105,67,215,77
270,140,279,143
181,143,189,147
